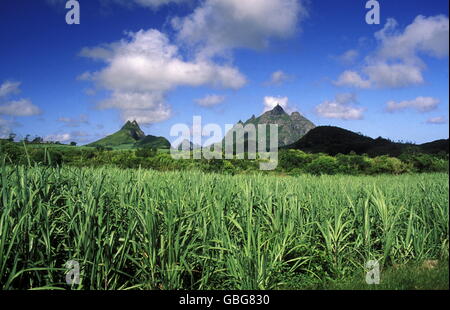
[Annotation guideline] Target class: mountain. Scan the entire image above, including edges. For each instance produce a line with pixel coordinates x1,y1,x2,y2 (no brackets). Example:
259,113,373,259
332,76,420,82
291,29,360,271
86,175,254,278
222,104,316,148
88,120,170,149
175,139,202,151
284,126,449,157
420,139,450,154
135,135,171,149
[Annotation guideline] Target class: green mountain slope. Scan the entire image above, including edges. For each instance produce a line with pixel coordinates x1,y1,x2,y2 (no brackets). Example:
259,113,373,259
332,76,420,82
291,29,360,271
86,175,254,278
88,120,170,149
135,135,171,149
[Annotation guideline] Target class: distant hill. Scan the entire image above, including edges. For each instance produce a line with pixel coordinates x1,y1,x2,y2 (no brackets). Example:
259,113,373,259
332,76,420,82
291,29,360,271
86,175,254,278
284,126,449,157
420,139,450,154
88,120,170,149
221,104,316,149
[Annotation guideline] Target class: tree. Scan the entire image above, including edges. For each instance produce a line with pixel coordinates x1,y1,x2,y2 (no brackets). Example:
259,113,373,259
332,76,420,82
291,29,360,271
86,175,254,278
70,141,77,146
306,155,339,175
32,136,43,144
7,133,16,142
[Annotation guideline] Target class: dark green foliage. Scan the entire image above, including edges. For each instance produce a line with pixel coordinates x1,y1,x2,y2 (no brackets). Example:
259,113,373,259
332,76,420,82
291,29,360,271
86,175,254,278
368,156,410,175
136,147,157,158
399,153,449,172
420,139,450,154
1,140,448,175
0,165,447,290
305,155,339,175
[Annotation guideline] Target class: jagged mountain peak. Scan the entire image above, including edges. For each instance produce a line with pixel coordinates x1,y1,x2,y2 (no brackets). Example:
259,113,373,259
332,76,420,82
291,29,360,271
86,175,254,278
121,120,145,140
270,104,286,115
122,119,141,130
222,103,316,147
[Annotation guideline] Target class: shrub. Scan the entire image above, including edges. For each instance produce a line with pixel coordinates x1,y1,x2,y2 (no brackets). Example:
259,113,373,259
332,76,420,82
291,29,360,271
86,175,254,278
369,156,410,175
306,155,339,175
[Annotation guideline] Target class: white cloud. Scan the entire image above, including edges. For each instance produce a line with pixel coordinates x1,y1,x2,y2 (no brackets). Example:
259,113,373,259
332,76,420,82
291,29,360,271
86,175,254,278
0,81,21,98
316,93,365,120
195,94,226,107
265,70,291,86
81,29,247,125
335,15,449,89
426,116,447,124
375,16,449,62
0,80,41,118
44,133,72,143
363,63,424,88
172,0,307,58
98,90,172,124
334,70,371,89
44,131,91,143
386,97,440,113
263,96,290,112
0,99,42,117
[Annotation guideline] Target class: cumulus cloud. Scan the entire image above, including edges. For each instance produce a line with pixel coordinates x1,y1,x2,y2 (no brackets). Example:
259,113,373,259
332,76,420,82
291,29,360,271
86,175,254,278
195,94,226,107
172,0,307,58
334,15,449,89
80,29,247,125
0,81,21,98
264,70,291,86
363,63,424,88
334,71,371,89
0,99,42,117
0,80,42,117
386,97,440,113
99,91,172,124
316,93,365,120
426,116,447,124
263,96,292,113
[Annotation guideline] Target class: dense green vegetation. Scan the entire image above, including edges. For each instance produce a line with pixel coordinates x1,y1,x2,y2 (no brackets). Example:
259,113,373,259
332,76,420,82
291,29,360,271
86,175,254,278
1,139,448,176
0,163,447,289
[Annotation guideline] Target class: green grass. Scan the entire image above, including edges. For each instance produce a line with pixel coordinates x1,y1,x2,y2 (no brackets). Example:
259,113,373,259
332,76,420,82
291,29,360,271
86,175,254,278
317,262,449,290
0,163,448,290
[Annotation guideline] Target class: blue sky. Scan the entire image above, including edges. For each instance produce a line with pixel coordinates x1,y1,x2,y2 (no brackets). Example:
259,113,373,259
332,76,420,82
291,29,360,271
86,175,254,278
0,0,448,145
